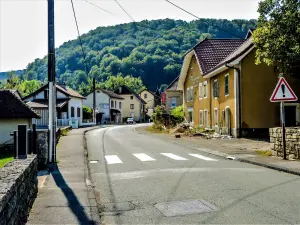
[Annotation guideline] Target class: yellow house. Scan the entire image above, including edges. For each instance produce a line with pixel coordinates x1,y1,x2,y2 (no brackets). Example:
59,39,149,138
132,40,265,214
178,33,300,137
138,89,160,117
114,85,146,122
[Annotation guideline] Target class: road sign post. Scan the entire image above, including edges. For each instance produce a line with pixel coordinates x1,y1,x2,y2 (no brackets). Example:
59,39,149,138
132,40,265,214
270,75,298,160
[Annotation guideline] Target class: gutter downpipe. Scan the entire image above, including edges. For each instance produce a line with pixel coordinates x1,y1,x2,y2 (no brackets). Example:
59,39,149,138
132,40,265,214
225,63,242,138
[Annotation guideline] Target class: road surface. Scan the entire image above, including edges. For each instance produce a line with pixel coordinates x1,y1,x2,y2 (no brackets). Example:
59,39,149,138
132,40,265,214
86,125,300,224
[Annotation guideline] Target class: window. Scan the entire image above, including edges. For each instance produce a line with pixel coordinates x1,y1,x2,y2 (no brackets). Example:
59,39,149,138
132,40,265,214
199,83,203,99
77,107,81,118
130,104,134,109
188,107,193,122
204,110,208,127
214,108,218,126
71,107,75,117
111,100,114,108
44,90,48,99
171,97,176,108
144,93,147,99
119,102,122,109
115,101,116,108
130,96,133,100
186,86,194,102
203,81,207,98
199,110,203,126
225,74,229,96
213,79,219,98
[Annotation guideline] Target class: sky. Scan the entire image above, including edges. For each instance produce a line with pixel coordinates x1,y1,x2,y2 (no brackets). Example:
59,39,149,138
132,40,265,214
0,0,260,72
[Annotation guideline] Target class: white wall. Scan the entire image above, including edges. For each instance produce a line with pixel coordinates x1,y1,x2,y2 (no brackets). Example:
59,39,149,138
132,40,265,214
0,118,31,145
24,89,67,101
120,94,142,121
68,98,83,119
83,91,110,122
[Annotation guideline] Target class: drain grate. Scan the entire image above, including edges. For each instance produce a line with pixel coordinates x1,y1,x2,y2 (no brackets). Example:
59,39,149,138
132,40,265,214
155,199,218,217
89,160,99,164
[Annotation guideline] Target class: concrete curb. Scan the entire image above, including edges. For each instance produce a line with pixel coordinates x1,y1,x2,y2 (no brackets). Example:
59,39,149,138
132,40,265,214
136,126,300,177
83,126,103,224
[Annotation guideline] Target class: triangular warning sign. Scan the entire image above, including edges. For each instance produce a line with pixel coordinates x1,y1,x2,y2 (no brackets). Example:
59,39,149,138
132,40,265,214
270,77,298,102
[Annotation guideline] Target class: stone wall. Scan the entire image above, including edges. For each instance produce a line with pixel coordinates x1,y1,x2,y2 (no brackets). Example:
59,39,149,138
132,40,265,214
0,155,38,225
269,127,300,160
36,130,48,168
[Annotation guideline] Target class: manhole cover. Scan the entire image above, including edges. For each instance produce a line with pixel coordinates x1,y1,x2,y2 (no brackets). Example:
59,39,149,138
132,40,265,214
89,160,99,164
155,199,218,217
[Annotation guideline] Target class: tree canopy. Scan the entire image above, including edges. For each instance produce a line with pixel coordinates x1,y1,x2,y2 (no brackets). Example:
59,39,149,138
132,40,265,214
253,0,300,76
3,18,256,92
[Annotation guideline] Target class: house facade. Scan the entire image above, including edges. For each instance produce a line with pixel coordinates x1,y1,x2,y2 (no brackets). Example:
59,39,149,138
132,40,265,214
23,84,85,128
0,90,39,145
178,33,300,137
138,89,160,117
115,85,146,122
165,76,183,110
83,89,124,124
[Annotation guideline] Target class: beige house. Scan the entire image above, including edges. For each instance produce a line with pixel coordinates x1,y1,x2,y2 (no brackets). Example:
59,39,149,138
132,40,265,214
138,89,160,117
165,76,183,110
0,90,40,145
115,86,146,122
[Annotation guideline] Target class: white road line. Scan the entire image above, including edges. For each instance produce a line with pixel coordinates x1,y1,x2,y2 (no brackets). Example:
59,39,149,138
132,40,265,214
133,153,156,161
189,154,218,161
105,155,123,164
161,153,188,160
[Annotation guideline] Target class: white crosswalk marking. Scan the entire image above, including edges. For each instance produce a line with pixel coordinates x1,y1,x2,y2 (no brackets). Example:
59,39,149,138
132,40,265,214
133,153,156,161
189,154,218,161
161,153,188,160
105,155,123,164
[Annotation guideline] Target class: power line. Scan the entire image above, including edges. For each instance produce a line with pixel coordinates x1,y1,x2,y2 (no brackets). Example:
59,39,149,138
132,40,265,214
83,0,116,16
70,0,89,75
113,0,136,22
164,0,243,39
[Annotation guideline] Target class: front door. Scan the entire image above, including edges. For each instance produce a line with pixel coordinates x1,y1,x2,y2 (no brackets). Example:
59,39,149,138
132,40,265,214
285,106,296,127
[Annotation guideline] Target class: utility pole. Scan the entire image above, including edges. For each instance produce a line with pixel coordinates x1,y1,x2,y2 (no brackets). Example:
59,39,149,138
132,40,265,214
48,0,56,163
93,78,96,123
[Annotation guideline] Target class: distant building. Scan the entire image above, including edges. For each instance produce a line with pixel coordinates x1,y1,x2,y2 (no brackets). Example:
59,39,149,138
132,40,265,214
165,76,183,109
84,89,124,124
23,84,86,128
138,88,160,117
114,85,146,122
0,90,39,145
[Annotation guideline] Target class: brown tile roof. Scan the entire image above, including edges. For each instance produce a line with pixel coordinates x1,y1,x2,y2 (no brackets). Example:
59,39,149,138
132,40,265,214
96,89,124,100
193,39,245,74
115,85,146,104
26,99,69,109
205,38,254,74
56,85,86,99
166,76,179,91
0,90,40,118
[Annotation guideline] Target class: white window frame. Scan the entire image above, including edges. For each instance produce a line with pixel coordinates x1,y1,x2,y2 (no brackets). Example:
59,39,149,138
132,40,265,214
199,83,203,99
225,74,229,97
171,97,177,108
214,108,218,127
199,110,203,126
190,86,194,101
203,81,208,99
204,109,208,127
213,79,219,99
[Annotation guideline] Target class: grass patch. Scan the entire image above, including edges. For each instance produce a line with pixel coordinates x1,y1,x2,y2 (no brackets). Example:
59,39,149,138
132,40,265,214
255,150,273,156
61,129,69,136
0,152,14,168
146,124,169,134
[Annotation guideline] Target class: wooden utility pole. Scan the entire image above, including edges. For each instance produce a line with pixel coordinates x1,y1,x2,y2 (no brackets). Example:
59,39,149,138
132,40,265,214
93,78,96,123
48,0,56,163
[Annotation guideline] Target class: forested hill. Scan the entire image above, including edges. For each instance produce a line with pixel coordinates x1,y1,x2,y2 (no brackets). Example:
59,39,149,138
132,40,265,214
19,18,256,91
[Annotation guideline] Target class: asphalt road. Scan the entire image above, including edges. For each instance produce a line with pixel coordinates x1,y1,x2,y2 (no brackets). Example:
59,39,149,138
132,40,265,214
86,125,300,224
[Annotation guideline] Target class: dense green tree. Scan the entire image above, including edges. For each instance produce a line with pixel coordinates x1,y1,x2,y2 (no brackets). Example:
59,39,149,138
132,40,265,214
253,0,300,76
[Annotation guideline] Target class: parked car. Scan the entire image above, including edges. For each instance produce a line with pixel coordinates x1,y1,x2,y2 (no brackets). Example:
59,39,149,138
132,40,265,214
126,117,135,124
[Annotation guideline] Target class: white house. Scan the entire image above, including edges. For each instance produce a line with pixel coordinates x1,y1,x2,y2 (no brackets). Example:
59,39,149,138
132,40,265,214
83,89,124,124
23,84,86,128
0,90,40,145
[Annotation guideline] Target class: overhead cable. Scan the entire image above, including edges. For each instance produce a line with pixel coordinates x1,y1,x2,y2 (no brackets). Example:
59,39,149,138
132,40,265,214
83,0,116,16
113,0,136,22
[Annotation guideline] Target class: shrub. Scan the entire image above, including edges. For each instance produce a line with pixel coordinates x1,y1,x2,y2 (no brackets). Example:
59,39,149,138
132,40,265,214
170,106,184,126
83,106,93,120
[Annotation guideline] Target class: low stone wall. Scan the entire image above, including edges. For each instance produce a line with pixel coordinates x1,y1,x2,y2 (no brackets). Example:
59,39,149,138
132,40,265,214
269,127,300,160
36,130,48,168
0,155,38,225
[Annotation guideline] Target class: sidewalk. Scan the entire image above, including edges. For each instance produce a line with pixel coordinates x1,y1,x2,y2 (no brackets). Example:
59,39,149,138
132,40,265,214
27,128,101,225
136,125,300,176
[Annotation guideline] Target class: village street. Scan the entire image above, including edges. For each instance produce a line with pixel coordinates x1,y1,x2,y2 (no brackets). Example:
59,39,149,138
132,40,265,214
86,125,300,224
